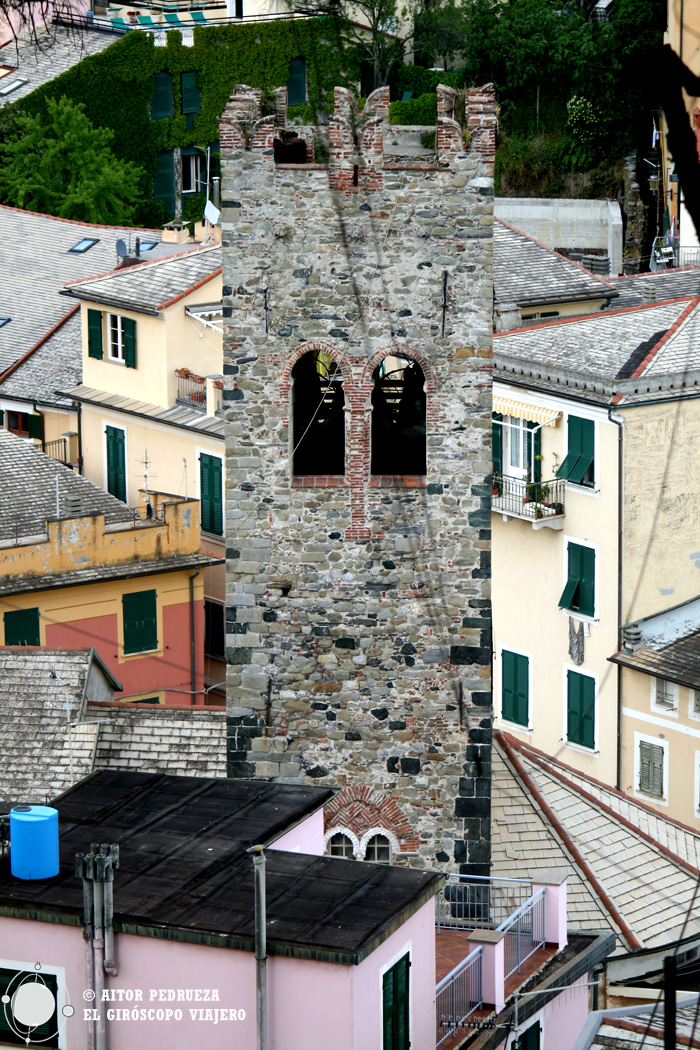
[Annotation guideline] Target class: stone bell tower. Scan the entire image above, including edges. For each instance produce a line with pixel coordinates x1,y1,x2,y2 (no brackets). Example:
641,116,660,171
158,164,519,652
219,82,497,874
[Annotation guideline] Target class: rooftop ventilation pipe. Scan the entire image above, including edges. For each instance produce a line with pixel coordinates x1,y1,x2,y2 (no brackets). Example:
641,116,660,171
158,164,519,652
76,844,120,1050
211,176,221,211
623,625,644,651
246,845,267,1050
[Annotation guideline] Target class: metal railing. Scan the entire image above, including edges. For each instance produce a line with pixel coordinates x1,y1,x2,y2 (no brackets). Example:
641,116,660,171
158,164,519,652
436,874,532,933
651,237,700,270
54,7,317,33
491,476,565,523
436,947,482,1046
42,437,68,463
498,888,545,981
176,372,206,409
213,380,224,414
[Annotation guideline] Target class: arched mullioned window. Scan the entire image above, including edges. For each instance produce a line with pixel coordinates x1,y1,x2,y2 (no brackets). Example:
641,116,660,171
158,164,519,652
364,834,392,864
292,350,345,475
371,354,426,476
326,833,355,859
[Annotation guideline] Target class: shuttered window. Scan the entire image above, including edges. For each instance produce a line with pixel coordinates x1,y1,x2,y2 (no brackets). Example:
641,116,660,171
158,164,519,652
287,57,307,105
181,71,201,115
0,968,58,1046
27,413,42,439
105,426,126,503
383,953,409,1050
4,607,40,646
639,740,664,797
502,650,529,727
559,542,595,618
200,453,223,535
88,309,103,359
516,1021,541,1050
492,412,502,480
557,415,594,487
152,72,173,118
567,670,595,749
122,590,158,654
122,316,136,369
154,150,175,218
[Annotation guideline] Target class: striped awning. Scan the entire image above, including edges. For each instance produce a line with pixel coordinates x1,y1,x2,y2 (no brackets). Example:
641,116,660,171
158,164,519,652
492,395,560,427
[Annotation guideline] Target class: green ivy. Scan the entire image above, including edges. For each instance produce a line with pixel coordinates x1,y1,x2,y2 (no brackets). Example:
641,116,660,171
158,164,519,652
389,92,437,126
13,18,353,223
391,64,465,101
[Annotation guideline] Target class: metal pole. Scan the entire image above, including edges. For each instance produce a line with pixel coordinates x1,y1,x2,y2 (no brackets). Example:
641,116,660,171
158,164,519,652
247,845,267,1050
92,855,106,1050
664,955,676,1050
75,854,96,1050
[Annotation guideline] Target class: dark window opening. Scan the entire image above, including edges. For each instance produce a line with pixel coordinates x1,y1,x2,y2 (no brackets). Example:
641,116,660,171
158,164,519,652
4,607,40,646
273,129,308,164
292,351,345,475
365,834,391,863
7,411,29,435
371,355,426,475
204,600,225,660
287,57,307,105
0,317,10,327
327,832,354,858
359,60,374,99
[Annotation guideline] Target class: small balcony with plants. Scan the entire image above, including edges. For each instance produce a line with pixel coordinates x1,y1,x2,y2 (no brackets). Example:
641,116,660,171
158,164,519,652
491,475,565,531
175,369,224,416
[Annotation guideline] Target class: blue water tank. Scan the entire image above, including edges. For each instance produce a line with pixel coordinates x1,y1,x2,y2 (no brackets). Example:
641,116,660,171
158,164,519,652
10,806,59,880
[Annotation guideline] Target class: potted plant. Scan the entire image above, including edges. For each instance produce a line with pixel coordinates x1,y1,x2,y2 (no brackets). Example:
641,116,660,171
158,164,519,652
492,471,502,496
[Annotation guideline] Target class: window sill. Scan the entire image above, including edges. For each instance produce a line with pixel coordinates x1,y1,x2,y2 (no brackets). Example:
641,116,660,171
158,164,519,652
561,609,598,627
564,482,599,497
106,357,126,366
122,647,161,659
650,705,679,719
564,740,598,757
497,717,532,733
635,788,667,806
291,475,349,488
369,475,427,488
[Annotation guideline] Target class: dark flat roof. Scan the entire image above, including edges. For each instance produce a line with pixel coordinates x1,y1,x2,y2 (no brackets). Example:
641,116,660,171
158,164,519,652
610,630,700,691
0,771,442,964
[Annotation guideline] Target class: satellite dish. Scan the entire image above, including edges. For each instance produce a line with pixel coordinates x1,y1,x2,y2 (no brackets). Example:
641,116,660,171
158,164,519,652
116,238,128,258
204,201,220,226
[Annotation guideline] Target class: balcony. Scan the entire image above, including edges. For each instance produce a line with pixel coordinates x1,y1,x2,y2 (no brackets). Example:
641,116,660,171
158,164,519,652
491,475,565,531
435,873,567,1048
175,370,224,415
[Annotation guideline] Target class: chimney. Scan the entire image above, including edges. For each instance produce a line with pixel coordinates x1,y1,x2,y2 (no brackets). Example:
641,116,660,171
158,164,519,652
623,625,643,651
211,176,221,211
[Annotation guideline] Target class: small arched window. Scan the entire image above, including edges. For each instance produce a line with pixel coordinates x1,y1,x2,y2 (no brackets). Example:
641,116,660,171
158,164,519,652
364,834,392,864
371,355,426,475
326,833,355,859
292,350,345,475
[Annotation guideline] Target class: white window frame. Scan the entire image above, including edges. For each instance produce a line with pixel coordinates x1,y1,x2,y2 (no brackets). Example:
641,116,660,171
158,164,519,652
561,534,599,625
695,751,700,820
651,677,679,717
195,446,225,537
323,826,360,859
689,689,700,723
358,826,400,862
107,313,127,364
633,731,669,805
182,152,205,194
0,957,68,1049
496,643,533,732
561,410,599,496
102,420,128,505
562,663,599,755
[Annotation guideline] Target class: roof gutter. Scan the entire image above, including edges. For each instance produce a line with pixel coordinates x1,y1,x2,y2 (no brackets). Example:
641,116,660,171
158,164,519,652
58,290,161,317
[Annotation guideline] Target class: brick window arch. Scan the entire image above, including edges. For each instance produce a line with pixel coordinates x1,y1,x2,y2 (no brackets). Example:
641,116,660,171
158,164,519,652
292,349,345,475
371,354,426,476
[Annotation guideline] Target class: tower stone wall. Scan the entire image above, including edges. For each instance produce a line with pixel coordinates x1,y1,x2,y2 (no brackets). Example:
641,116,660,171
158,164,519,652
220,84,497,874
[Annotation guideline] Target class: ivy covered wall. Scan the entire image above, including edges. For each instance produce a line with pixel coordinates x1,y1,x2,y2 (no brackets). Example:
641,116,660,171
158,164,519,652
15,19,351,224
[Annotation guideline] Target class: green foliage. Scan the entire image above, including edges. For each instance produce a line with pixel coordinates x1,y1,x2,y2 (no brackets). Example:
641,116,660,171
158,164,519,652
12,19,352,223
0,95,144,223
391,64,464,101
389,91,437,125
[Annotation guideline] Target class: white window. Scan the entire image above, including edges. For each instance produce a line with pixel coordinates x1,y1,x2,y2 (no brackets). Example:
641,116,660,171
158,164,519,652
108,314,127,362
651,677,678,715
695,752,700,819
182,152,204,193
634,732,668,803
326,832,355,859
504,416,529,479
364,834,391,863
690,690,700,722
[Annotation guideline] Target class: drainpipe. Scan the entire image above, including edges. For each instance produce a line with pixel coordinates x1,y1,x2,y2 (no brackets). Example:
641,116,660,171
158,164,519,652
247,845,267,1050
608,408,624,790
189,567,200,706
75,853,96,1050
92,853,107,1050
103,853,119,976
77,401,84,476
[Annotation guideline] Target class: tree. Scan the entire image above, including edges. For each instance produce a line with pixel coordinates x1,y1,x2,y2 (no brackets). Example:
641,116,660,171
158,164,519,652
0,95,144,224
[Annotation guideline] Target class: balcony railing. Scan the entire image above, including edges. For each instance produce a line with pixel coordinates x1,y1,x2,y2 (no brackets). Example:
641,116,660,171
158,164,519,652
213,380,224,414
436,874,532,932
176,371,206,410
491,475,565,527
42,438,68,463
498,888,546,980
436,947,482,1046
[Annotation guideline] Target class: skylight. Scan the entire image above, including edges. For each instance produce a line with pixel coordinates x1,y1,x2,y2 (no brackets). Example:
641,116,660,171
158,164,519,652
0,77,28,96
0,318,10,328
139,241,158,251
69,238,99,254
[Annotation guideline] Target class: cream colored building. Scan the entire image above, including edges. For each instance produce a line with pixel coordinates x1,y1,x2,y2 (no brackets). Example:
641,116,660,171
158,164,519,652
492,294,700,814
661,0,700,256
58,244,227,699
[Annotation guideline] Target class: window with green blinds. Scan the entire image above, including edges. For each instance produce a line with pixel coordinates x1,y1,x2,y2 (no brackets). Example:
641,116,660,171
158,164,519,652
501,650,529,727
639,740,664,797
567,670,595,749
154,150,175,219
557,415,594,487
88,308,103,359
122,590,158,654
152,72,173,118
559,542,595,617
383,954,409,1050
516,1021,541,1050
181,71,201,115
0,969,58,1046
105,426,126,503
200,453,223,535
287,57,307,104
122,316,136,369
4,607,40,646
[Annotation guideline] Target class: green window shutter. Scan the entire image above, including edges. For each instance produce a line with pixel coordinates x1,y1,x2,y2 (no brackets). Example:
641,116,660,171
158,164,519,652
28,413,42,440
122,590,158,654
383,954,409,1050
492,412,502,478
154,150,175,218
88,308,103,359
4,607,40,646
567,670,582,744
579,545,595,617
517,1022,541,1050
106,426,126,503
122,317,136,369
559,542,582,611
181,71,201,115
152,72,173,119
640,740,664,796
567,671,595,748
200,453,223,535
0,409,4,426
382,966,394,1049
502,650,528,726
287,57,307,105
557,415,594,486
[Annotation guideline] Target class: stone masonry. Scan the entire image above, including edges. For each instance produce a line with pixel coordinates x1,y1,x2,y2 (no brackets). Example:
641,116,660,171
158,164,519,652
219,83,497,874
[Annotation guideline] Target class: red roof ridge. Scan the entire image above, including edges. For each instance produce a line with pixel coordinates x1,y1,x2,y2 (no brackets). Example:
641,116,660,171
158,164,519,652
495,216,614,290
612,264,700,281
493,297,695,338
606,1016,700,1048
501,731,700,873
629,295,700,379
0,304,79,382
0,202,162,233
495,731,642,951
